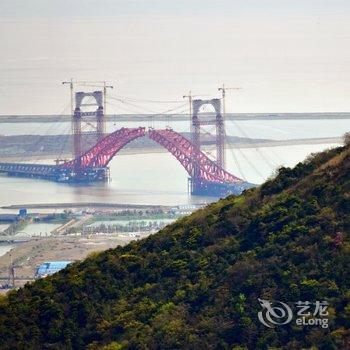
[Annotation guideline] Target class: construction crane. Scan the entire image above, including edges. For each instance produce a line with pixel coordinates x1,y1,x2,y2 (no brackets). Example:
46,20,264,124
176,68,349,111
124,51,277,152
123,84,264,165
218,84,242,118
62,78,74,117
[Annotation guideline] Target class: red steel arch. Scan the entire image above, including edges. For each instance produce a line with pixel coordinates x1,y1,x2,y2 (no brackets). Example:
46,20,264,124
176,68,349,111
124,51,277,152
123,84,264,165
61,127,244,184
62,127,146,169
148,129,243,184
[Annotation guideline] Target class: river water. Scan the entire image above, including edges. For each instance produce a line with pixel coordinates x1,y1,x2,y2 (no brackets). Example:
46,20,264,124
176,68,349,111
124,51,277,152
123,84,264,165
15,223,62,237
0,119,348,212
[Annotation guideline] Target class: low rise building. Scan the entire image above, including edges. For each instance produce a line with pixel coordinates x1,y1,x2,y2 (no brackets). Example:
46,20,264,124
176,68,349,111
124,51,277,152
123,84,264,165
35,261,71,278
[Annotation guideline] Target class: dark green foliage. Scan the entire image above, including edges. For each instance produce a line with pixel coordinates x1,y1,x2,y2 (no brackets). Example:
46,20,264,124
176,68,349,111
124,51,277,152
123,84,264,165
0,145,349,349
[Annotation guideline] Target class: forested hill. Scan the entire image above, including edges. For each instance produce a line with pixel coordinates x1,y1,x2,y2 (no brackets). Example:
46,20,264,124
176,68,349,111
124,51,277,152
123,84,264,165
1,143,349,350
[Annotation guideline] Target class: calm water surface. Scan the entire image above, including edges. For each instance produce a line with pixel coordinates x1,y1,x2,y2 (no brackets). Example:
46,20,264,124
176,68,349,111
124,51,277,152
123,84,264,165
0,118,347,211
0,143,341,213
16,223,61,237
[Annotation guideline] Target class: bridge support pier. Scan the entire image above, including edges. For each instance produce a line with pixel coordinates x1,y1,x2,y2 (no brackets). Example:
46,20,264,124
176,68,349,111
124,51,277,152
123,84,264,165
189,177,254,197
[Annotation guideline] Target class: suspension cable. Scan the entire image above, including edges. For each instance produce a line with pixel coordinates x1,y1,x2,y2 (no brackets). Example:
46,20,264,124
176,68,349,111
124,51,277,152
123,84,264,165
16,101,71,164
228,119,278,171
107,95,188,116
113,95,184,104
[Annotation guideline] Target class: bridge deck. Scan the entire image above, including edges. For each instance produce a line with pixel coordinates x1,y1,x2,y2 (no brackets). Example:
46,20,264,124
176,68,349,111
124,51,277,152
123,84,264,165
0,162,58,180
0,128,256,196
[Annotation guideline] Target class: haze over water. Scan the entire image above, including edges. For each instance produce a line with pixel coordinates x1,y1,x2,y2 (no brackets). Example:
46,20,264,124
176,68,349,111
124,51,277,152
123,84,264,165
1,0,350,115
0,0,349,210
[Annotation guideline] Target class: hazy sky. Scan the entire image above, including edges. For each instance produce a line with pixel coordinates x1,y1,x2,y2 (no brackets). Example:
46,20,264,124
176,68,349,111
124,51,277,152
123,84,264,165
1,0,350,114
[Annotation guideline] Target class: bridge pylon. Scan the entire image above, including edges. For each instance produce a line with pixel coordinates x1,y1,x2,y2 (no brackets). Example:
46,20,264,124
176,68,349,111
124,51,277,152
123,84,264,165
73,91,105,175
191,98,226,194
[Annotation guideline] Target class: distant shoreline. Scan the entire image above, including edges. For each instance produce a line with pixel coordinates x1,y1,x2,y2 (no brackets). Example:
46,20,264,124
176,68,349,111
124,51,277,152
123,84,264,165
0,112,350,123
0,137,342,163
1,203,171,210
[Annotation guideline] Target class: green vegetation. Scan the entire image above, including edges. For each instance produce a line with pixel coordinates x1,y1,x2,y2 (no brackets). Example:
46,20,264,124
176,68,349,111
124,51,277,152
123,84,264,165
87,220,173,234
92,209,176,222
0,144,349,349
65,220,173,235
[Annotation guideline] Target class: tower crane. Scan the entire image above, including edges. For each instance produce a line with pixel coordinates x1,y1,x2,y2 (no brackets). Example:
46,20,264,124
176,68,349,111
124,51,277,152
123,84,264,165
218,84,242,118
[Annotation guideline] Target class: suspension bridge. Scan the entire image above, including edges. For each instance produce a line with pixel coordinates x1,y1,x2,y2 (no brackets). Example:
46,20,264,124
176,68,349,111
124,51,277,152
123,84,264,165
0,87,256,197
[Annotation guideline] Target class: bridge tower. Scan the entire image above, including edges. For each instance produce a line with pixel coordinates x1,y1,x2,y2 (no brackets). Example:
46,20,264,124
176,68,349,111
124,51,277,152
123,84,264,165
73,91,105,173
191,98,225,193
